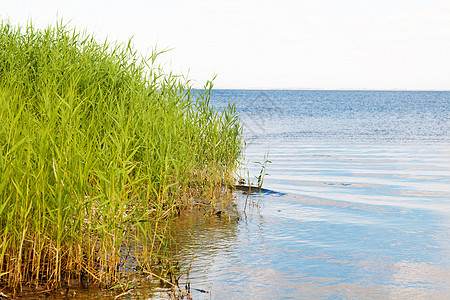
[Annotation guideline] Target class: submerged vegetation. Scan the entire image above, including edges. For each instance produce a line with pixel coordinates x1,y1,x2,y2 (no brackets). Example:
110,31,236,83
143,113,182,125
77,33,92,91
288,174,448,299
0,20,242,296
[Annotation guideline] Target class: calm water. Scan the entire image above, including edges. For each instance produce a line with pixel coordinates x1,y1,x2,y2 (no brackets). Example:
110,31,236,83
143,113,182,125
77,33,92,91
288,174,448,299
73,91,449,299
166,90,450,299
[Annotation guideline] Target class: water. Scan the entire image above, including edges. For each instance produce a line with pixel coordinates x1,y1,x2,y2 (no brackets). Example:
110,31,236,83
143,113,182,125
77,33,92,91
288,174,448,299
63,90,449,299
212,90,449,145
163,90,450,299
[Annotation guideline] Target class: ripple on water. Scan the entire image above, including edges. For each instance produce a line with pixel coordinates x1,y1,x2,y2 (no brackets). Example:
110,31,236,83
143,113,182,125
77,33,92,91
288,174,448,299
159,143,450,299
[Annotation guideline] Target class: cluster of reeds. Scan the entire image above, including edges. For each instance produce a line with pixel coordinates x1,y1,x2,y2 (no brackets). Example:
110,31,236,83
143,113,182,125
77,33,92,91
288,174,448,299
0,20,242,296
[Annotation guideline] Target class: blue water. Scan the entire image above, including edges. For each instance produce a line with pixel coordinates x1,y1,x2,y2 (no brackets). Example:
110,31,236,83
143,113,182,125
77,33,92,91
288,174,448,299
167,90,450,299
211,90,449,144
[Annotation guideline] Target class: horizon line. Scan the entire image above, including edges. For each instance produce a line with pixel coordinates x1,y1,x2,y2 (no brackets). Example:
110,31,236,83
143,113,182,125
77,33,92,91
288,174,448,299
192,87,450,92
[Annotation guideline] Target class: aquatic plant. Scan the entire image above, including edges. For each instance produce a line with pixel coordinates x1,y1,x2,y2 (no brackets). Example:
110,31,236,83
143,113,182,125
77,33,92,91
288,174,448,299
254,152,271,192
238,152,271,191
0,20,242,296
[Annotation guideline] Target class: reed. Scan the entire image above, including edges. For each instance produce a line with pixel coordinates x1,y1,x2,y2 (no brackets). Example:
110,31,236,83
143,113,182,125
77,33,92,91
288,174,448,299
0,20,242,296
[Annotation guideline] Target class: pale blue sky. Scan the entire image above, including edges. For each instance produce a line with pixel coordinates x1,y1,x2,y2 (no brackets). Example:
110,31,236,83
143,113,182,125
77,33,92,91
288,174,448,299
2,0,450,90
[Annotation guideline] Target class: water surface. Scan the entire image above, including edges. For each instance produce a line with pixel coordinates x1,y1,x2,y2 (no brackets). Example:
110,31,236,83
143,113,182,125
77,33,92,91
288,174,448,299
69,90,449,299
166,90,450,299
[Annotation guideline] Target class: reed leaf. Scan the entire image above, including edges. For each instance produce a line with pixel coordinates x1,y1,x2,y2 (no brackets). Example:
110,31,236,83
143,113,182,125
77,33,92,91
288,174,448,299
0,20,242,296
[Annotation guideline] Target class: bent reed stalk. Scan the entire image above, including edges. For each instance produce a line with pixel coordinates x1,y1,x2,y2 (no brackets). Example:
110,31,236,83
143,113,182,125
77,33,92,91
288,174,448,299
0,20,242,296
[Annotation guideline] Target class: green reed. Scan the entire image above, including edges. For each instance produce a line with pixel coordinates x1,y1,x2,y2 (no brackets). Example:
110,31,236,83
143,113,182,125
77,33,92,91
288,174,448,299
0,20,242,296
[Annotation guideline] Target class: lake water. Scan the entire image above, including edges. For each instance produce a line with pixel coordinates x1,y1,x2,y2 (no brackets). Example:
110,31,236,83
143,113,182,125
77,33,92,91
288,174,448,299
70,90,449,299
164,90,450,299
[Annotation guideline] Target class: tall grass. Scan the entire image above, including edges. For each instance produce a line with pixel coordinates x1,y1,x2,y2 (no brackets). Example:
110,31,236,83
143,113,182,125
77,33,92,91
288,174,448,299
0,20,242,296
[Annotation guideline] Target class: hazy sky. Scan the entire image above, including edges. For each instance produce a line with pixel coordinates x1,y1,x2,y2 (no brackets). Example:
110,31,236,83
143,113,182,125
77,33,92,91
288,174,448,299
2,0,450,90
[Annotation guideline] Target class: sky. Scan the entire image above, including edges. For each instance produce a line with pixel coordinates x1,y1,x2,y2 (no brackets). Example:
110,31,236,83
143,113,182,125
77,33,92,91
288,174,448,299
1,0,450,90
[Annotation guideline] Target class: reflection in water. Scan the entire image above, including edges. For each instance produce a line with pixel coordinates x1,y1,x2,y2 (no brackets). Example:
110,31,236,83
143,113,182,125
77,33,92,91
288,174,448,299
167,196,450,298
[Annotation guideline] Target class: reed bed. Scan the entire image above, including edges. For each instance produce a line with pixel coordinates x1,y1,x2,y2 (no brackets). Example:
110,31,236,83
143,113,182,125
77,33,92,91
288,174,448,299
0,20,242,296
